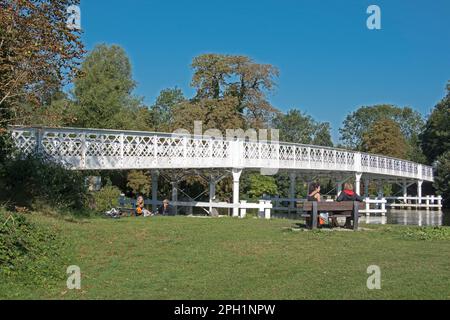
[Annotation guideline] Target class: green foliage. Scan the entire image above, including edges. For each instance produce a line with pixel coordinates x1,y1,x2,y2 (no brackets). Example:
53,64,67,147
0,210,66,286
434,151,450,207
242,173,278,200
126,170,151,196
92,185,122,213
420,91,450,163
339,104,425,160
190,53,279,128
399,226,450,241
174,96,245,133
272,109,333,146
362,119,408,158
0,154,88,210
149,87,185,132
72,44,149,130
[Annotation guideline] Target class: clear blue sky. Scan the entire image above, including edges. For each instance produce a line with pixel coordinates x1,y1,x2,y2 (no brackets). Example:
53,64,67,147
79,0,450,141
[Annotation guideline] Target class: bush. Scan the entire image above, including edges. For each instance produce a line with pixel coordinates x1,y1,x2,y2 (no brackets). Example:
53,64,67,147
0,209,66,286
0,154,88,210
434,151,450,208
91,185,122,213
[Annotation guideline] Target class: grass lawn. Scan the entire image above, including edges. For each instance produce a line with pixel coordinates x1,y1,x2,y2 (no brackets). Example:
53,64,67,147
1,214,450,300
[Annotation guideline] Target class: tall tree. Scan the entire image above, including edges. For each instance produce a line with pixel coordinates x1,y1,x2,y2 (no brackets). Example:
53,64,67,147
0,0,84,126
362,119,408,158
149,87,185,132
72,44,148,130
272,109,333,146
339,105,425,160
190,54,279,129
420,86,450,163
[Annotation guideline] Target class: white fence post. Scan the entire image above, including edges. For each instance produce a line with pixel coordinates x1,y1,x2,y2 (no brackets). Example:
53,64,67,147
365,197,370,216
264,200,272,219
240,200,247,218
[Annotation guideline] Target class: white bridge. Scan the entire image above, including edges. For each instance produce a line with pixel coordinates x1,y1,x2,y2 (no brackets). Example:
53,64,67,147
10,126,438,216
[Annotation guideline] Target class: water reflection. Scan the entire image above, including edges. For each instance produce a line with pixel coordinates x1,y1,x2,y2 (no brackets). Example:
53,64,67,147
361,209,450,227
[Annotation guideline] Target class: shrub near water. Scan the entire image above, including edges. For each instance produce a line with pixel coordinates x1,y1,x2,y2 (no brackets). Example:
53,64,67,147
0,210,66,291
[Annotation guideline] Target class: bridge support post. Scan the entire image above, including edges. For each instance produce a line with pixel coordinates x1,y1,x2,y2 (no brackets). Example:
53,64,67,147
336,181,342,196
402,180,408,203
172,181,178,215
232,169,242,217
417,180,423,205
377,180,384,198
289,172,296,210
355,172,362,195
209,175,216,216
364,178,370,197
151,170,159,213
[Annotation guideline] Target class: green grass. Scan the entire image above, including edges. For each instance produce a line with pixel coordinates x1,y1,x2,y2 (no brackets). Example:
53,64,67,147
1,214,450,300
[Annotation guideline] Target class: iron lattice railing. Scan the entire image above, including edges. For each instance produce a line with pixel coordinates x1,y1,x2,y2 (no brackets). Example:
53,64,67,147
10,126,434,181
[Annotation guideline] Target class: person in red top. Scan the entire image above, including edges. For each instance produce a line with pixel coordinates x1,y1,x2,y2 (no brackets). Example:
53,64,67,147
336,182,364,228
337,183,364,202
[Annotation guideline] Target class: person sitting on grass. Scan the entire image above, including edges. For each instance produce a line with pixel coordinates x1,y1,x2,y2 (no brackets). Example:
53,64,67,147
157,199,173,216
336,182,364,228
135,195,152,217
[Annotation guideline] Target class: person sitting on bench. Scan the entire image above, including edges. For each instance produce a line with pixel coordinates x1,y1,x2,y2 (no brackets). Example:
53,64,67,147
308,182,321,201
336,183,363,228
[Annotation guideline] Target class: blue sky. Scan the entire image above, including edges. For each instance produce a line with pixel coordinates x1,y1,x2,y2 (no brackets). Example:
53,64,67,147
79,0,450,141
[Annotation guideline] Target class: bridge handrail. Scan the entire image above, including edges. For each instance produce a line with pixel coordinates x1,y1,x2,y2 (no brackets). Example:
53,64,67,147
8,125,434,181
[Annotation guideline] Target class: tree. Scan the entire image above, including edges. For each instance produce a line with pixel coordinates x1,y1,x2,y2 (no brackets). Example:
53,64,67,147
362,119,408,158
434,151,450,208
339,105,425,160
190,54,279,128
272,110,333,146
420,87,450,163
126,170,151,196
72,44,148,130
242,173,278,200
0,0,84,126
173,96,245,133
149,87,185,132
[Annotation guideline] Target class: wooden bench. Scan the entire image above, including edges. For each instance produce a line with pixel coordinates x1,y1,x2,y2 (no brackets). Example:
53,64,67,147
302,201,360,230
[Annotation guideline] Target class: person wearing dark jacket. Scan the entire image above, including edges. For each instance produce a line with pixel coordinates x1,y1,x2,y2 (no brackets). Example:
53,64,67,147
157,199,174,216
337,183,364,202
336,183,364,228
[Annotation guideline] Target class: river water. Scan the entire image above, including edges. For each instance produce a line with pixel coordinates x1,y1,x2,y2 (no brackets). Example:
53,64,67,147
360,209,450,227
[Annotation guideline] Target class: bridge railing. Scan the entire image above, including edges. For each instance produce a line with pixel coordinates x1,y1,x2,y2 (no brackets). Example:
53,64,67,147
9,126,434,181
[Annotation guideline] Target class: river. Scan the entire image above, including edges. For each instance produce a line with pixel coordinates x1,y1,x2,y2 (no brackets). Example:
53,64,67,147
361,208,450,226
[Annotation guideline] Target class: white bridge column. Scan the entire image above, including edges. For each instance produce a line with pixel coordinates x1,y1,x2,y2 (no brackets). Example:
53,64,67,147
355,172,362,195
151,170,159,212
289,172,296,209
209,175,217,215
417,180,423,204
232,169,242,217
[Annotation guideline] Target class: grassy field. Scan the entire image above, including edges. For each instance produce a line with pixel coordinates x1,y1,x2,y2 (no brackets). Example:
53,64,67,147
1,214,450,300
